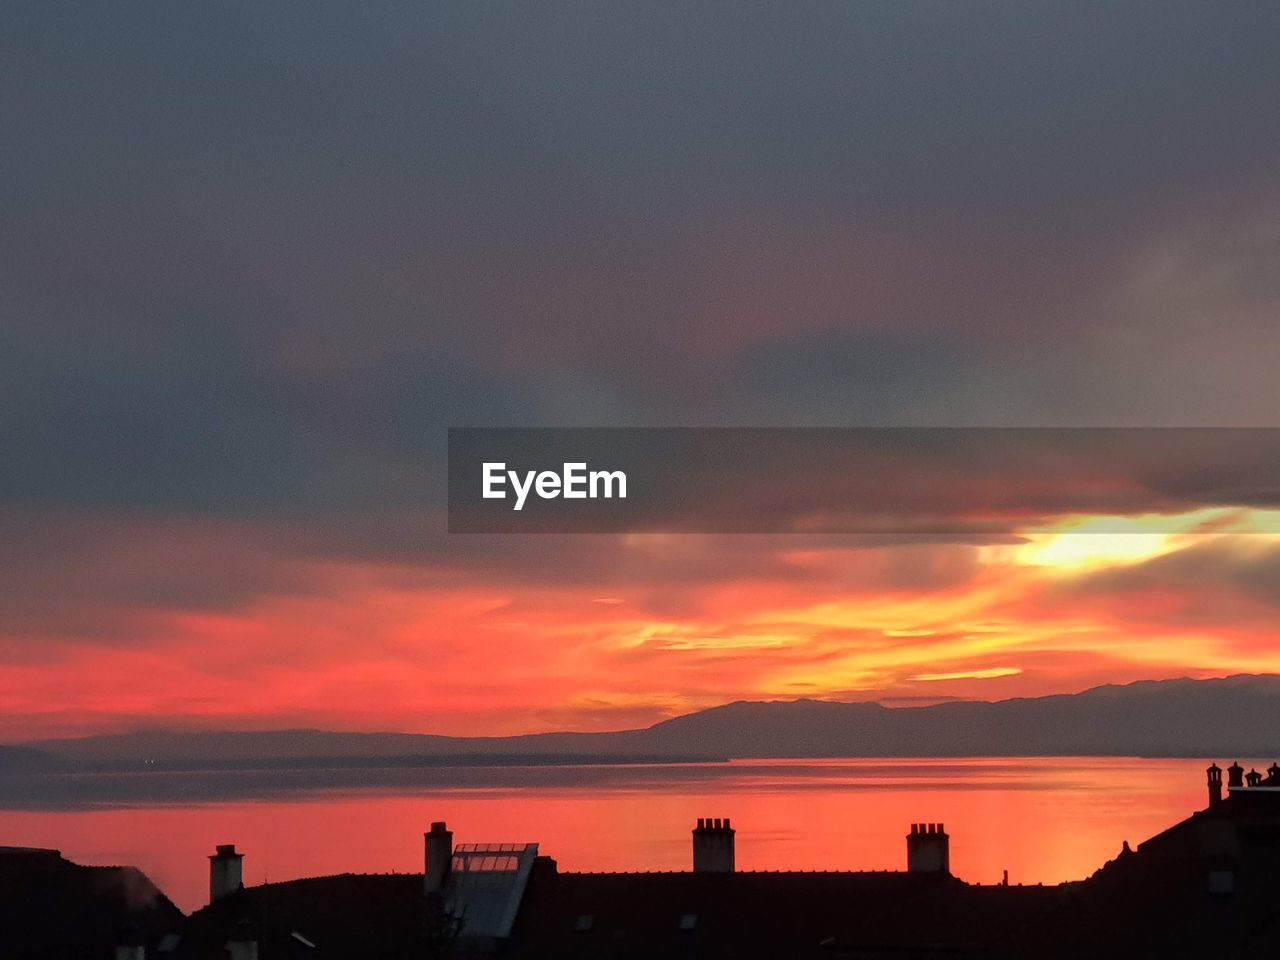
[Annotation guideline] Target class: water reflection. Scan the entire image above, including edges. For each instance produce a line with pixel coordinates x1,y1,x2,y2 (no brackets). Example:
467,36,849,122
0,756,1217,912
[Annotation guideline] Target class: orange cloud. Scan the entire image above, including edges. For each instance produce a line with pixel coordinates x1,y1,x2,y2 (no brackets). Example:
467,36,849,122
3,510,1279,740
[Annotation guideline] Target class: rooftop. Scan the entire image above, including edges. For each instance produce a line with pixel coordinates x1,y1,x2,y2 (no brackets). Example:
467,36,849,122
0,846,183,960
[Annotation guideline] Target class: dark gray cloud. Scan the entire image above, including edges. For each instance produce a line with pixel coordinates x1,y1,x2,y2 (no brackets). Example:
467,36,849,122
4,1,1280,605
0,320,544,514
6,2,1279,353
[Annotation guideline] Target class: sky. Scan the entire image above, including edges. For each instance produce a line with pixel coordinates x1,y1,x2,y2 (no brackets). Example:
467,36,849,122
3,2,1280,740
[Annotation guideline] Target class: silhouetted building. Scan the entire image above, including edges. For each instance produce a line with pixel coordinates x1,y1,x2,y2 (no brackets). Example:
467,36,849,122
177,873,427,959
178,826,539,958
511,859,1061,958
13,762,1280,958
1002,760,1280,958
0,846,182,960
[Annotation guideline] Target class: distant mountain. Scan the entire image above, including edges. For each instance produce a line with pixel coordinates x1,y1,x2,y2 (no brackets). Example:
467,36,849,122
634,674,1280,758
18,727,668,770
16,675,1280,771
0,745,64,775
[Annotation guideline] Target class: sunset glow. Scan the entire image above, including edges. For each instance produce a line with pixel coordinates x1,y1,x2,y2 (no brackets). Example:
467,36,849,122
3,504,1279,740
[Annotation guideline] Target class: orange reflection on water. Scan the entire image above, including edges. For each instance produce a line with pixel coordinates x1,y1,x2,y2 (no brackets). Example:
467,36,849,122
0,756,1220,913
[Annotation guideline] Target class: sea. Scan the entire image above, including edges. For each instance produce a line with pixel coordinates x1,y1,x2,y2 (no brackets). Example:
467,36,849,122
0,755,1229,913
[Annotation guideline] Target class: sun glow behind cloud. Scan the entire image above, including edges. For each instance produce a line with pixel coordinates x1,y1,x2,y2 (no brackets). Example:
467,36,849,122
1004,508,1280,570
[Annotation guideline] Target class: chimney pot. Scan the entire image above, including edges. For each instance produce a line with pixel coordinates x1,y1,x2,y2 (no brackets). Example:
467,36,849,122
1208,763,1225,806
907,821,951,875
692,817,735,873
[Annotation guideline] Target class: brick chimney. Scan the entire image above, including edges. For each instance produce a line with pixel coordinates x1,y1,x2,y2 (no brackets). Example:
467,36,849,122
209,844,244,903
906,823,950,874
1207,763,1223,806
424,821,454,895
692,817,735,873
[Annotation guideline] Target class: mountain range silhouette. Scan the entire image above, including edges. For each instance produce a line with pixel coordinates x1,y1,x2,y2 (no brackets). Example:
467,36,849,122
6,674,1279,773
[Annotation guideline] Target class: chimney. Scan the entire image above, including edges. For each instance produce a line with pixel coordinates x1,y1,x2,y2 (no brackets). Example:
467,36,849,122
692,817,735,873
424,821,454,895
1207,763,1223,806
1227,761,1244,789
226,919,258,960
906,822,950,875
209,844,244,903
1246,768,1263,787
